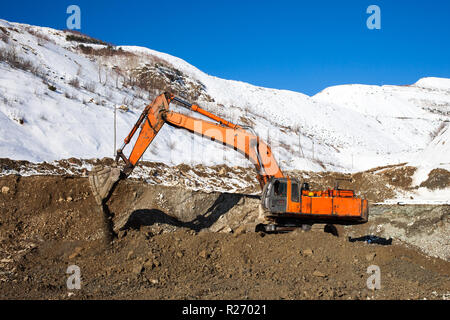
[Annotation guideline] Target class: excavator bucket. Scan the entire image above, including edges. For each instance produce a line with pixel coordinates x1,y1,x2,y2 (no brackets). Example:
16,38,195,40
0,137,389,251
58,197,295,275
88,165,121,205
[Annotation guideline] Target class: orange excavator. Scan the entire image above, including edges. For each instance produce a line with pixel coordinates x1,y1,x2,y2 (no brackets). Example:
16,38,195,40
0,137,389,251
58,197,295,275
89,92,368,232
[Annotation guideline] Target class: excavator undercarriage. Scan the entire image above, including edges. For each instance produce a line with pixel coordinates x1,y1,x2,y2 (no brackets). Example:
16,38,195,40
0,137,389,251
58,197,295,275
89,92,368,234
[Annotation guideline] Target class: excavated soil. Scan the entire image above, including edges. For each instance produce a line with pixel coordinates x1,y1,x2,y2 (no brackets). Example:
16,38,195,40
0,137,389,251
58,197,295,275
0,173,449,300
420,168,450,190
0,157,435,201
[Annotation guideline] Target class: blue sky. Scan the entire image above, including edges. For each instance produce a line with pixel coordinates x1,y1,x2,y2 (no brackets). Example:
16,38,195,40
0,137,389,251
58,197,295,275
1,0,449,95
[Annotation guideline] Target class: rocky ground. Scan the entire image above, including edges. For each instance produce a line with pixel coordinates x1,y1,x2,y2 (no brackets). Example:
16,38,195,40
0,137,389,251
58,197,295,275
0,160,449,300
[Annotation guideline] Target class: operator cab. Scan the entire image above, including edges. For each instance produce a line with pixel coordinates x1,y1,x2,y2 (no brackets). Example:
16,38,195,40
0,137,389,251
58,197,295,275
262,178,302,213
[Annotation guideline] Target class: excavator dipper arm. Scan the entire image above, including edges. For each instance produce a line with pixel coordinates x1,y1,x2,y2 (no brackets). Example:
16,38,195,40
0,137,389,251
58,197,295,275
115,93,169,175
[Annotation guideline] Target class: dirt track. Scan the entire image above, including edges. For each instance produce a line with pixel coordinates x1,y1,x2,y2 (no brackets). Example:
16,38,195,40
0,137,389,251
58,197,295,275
0,174,449,300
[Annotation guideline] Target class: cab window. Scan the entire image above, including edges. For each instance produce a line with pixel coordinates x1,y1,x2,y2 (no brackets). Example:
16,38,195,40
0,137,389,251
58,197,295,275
273,180,287,197
291,183,299,202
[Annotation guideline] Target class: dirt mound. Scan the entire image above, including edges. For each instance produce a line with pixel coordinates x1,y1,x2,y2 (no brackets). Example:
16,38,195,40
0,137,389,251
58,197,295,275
0,175,258,242
1,225,449,300
0,175,105,242
347,205,450,261
289,170,397,203
378,166,417,189
1,174,449,300
420,168,450,190
108,180,261,234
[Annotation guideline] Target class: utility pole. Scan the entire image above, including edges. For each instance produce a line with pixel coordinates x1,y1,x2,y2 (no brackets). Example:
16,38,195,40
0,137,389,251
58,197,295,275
352,136,355,171
298,134,304,158
113,105,117,157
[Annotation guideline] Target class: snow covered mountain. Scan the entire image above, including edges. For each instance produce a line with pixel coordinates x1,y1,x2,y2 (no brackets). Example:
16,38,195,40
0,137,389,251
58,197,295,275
0,19,449,178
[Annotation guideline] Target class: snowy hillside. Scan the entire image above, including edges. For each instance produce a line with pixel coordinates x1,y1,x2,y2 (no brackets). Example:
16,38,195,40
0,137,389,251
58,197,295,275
0,19,449,179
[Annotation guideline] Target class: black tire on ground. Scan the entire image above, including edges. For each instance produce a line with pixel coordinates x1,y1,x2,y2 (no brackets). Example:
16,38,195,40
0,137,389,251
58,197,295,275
255,224,266,233
324,224,339,237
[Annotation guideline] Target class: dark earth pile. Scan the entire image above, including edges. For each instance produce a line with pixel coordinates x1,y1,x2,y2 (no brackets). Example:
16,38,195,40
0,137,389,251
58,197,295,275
0,174,448,300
